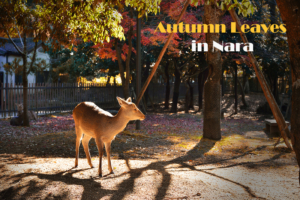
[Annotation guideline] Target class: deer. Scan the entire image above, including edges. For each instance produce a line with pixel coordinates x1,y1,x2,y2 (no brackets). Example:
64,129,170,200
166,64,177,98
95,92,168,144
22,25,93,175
72,97,145,177
15,103,38,121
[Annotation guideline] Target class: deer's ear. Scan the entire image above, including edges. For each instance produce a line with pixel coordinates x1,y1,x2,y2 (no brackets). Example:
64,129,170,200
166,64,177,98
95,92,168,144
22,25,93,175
117,97,125,106
126,97,132,102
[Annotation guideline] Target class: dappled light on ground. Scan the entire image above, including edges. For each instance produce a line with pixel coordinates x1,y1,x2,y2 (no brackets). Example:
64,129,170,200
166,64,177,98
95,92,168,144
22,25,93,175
0,113,299,199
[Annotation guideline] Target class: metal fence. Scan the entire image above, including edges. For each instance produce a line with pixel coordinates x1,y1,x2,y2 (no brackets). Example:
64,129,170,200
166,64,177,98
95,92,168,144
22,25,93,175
0,77,287,118
0,83,123,118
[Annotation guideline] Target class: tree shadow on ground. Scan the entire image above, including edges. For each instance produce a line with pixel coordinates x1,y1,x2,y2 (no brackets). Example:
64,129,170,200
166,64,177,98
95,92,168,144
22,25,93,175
0,168,114,200
0,137,293,200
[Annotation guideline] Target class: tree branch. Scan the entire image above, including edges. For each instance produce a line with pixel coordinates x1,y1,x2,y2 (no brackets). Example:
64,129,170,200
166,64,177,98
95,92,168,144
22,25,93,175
0,22,25,55
27,41,38,74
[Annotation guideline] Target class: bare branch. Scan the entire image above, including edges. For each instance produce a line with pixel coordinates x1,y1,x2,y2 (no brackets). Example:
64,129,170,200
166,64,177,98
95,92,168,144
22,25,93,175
0,22,25,55
27,41,38,74
15,26,24,48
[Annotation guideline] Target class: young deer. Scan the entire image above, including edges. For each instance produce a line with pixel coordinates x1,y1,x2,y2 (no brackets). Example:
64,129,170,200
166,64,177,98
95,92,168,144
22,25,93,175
73,97,145,176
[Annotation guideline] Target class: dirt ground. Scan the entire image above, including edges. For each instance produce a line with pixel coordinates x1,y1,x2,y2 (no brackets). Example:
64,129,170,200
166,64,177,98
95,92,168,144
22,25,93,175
0,93,299,200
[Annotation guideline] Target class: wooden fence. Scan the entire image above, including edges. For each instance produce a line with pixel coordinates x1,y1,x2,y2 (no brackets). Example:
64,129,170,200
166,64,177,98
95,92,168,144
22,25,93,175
0,83,123,118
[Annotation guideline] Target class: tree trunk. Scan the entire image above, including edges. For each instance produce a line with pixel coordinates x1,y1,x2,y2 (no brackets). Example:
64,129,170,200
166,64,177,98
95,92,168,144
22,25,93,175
184,80,190,113
234,71,248,108
143,59,150,106
171,65,181,113
22,34,29,127
164,60,170,109
273,77,280,104
198,68,209,111
234,64,238,114
243,72,250,94
188,80,194,109
203,3,222,140
276,0,300,183
106,76,111,86
115,40,130,99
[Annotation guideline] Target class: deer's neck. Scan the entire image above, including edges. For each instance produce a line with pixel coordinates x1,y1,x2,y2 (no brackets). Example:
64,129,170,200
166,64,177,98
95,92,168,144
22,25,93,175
112,107,130,134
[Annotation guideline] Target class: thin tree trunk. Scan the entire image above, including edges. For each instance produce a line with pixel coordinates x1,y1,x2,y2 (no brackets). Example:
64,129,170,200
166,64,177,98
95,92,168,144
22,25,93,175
184,79,190,113
143,59,150,106
106,76,111,86
164,60,170,109
171,65,181,113
273,77,280,104
234,64,238,114
203,3,222,140
188,80,194,109
115,40,130,99
276,0,300,183
22,34,29,126
233,70,248,108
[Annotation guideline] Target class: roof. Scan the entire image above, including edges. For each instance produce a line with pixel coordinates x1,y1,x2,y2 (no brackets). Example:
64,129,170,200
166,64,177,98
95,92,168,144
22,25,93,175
0,37,43,56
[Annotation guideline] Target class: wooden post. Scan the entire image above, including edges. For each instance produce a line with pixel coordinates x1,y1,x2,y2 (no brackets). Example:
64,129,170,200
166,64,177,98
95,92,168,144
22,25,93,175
228,8,292,150
136,0,190,106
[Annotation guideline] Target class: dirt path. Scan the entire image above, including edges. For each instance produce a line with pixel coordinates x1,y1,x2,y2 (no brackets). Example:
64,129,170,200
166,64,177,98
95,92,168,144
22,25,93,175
0,113,299,199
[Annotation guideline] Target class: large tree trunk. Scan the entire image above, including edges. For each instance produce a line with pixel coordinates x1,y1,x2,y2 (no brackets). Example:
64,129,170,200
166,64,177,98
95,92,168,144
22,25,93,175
171,65,181,113
203,3,222,140
276,0,300,184
164,60,170,109
22,34,29,127
198,68,209,111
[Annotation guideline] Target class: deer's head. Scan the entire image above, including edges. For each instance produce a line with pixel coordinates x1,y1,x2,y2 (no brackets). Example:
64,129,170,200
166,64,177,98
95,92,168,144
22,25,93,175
117,97,145,121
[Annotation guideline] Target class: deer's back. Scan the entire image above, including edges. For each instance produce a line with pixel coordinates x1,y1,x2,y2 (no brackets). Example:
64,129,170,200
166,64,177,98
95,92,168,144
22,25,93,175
73,102,114,137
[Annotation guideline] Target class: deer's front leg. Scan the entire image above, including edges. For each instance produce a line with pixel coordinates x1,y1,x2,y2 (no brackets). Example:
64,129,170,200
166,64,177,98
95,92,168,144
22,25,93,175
95,138,104,177
105,141,114,174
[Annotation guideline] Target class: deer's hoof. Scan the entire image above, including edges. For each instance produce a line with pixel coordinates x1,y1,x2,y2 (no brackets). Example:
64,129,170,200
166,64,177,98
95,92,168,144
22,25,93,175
109,171,114,175
90,165,94,168
99,173,102,177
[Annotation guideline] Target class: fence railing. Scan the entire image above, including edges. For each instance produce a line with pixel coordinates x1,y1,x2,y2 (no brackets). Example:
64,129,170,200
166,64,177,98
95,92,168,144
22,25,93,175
0,83,124,118
0,77,287,118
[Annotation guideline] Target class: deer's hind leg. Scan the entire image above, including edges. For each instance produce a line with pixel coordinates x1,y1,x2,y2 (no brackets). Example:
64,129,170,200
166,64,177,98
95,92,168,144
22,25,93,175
75,126,83,167
82,134,93,168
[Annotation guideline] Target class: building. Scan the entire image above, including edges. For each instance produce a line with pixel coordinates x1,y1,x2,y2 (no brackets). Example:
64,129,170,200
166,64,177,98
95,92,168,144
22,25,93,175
0,37,50,86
